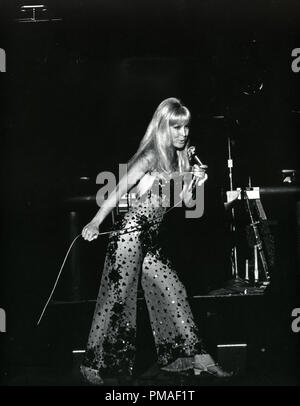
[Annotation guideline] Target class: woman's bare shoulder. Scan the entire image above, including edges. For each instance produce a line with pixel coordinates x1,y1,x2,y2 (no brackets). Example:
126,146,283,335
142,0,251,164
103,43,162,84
141,149,156,169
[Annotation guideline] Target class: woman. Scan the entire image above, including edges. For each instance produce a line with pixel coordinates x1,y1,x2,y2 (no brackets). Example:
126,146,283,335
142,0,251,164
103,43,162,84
80,98,231,384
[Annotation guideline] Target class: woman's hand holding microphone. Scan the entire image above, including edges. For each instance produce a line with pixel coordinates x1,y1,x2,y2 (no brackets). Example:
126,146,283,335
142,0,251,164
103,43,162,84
187,164,208,192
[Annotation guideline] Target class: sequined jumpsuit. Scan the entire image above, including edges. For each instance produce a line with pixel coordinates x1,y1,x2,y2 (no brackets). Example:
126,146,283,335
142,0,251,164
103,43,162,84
81,175,204,377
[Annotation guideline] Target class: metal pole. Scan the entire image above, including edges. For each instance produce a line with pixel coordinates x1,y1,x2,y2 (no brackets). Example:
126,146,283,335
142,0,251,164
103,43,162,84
227,137,238,278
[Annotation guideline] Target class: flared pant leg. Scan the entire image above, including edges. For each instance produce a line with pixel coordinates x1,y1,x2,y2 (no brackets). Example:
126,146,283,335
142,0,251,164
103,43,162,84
82,229,144,376
141,248,203,368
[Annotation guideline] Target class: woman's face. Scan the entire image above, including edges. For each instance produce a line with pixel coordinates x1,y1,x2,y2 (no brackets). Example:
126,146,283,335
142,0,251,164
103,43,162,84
170,121,190,150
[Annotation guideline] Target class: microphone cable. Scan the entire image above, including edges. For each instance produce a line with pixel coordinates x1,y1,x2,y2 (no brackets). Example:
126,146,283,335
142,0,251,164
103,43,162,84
36,199,185,326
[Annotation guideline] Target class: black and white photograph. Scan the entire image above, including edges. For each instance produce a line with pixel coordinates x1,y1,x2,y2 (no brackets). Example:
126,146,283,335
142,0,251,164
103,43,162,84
0,0,299,393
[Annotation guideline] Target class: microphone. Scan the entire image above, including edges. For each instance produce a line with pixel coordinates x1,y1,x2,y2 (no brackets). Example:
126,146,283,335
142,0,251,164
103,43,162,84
187,146,208,169
187,146,208,192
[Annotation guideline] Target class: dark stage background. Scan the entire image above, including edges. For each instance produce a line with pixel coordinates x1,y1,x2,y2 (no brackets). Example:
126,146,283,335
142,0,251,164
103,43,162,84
0,0,299,385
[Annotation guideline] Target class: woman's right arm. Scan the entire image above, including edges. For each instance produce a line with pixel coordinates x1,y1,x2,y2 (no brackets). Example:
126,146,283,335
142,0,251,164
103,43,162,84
82,152,153,241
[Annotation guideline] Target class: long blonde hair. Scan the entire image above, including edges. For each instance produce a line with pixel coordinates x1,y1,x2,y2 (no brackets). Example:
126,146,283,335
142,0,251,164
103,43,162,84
128,97,191,174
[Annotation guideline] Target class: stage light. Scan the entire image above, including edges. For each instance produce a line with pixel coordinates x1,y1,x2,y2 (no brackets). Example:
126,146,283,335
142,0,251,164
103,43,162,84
16,3,62,23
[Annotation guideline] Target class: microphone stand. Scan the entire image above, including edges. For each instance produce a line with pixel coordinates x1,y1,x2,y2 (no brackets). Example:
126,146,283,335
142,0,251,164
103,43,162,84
225,136,249,290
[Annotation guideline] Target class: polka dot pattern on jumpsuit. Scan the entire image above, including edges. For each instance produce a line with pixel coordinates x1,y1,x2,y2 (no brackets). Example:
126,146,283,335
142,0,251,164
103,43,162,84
81,176,204,378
